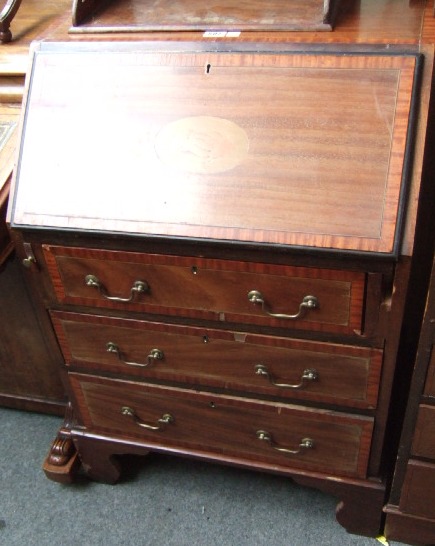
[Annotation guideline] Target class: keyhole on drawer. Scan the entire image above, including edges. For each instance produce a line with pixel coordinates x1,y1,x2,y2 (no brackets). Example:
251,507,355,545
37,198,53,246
209,401,216,408
205,63,211,74
203,335,209,344
191,266,198,275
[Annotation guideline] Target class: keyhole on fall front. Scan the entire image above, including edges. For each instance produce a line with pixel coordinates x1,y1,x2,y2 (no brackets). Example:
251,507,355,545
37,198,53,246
205,63,212,74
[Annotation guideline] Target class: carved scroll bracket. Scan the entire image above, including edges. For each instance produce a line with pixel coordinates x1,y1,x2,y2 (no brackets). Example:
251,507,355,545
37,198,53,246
42,403,81,483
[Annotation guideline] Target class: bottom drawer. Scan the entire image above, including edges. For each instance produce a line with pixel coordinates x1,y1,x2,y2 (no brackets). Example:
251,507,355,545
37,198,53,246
400,460,435,519
69,373,373,479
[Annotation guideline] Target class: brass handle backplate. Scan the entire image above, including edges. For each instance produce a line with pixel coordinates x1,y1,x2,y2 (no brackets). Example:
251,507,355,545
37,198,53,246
121,406,174,431
106,342,164,368
85,274,149,302
254,364,318,389
248,290,318,320
256,430,314,455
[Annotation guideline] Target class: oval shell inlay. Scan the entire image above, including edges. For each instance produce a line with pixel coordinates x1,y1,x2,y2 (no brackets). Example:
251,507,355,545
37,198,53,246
155,116,249,174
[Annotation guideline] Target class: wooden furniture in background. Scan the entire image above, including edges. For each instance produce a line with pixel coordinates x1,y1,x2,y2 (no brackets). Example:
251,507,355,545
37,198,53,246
70,0,341,32
0,0,73,414
384,250,435,545
0,0,22,43
0,243,66,415
0,113,65,414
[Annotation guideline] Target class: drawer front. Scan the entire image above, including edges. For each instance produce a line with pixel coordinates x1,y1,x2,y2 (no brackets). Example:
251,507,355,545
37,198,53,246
43,245,365,335
69,373,373,479
412,404,435,459
400,460,435,519
53,311,382,409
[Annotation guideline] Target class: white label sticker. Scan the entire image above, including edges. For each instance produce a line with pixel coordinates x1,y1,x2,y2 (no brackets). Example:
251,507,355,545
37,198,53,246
203,31,227,37
203,31,241,38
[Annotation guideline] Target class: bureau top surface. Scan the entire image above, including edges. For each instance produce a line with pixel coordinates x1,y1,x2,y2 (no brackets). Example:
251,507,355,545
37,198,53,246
9,42,418,256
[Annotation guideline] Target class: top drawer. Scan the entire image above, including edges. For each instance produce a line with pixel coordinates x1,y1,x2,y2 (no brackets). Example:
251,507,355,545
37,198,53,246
43,245,365,335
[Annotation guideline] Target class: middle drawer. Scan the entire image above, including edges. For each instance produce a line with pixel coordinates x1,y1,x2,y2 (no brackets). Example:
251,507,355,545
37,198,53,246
52,311,382,409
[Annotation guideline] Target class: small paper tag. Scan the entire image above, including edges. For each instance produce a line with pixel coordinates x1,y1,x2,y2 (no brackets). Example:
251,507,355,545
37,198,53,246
203,31,241,38
203,31,227,37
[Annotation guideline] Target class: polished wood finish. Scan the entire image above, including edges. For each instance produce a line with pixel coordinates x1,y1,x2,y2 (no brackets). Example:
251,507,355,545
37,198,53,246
412,405,435,458
384,253,435,544
0,114,65,413
0,0,22,43
42,403,81,482
43,446,80,484
43,245,365,334
39,0,435,259
0,249,65,414
399,461,435,520
385,508,435,546
69,372,373,479
11,47,416,256
52,311,383,409
52,0,432,47
6,0,435,540
71,0,341,32
65,0,426,44
71,435,146,483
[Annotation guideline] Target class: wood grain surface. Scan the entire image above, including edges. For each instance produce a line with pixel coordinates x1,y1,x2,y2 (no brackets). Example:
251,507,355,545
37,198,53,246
10,47,417,255
52,310,382,408
69,371,374,478
71,0,339,31
43,244,366,334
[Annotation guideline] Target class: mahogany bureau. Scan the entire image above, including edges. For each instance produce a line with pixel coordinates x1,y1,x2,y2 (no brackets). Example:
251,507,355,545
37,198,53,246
7,1,435,538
